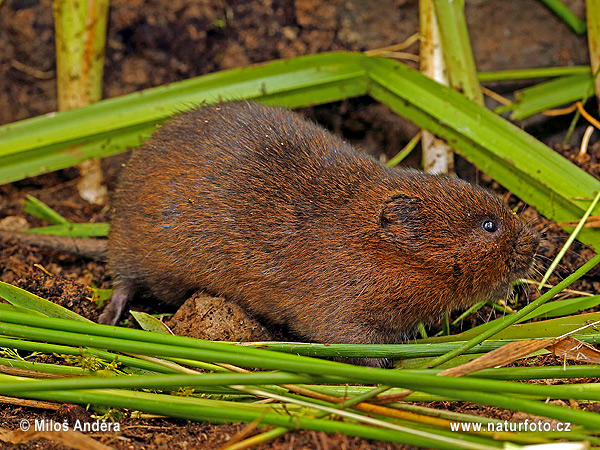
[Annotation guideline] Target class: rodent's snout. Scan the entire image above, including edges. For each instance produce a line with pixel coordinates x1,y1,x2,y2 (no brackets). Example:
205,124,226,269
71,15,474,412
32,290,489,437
509,226,540,277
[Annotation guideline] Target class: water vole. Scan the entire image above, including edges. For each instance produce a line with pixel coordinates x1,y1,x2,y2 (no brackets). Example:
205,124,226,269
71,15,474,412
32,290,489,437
107,101,539,350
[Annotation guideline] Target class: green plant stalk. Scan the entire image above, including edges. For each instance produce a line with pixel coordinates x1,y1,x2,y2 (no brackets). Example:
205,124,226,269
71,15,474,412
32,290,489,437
6,368,600,431
301,385,519,402
0,356,88,376
449,301,486,326
229,386,502,450
4,371,497,450
1,319,600,406
0,300,598,360
53,0,108,109
0,335,180,374
0,372,330,394
6,336,600,380
164,356,232,373
423,386,598,430
0,362,600,400
433,0,484,105
53,0,109,204
417,322,428,339
0,282,92,323
227,396,509,450
404,366,600,380
2,366,599,403
24,223,109,237
254,334,600,358
0,120,157,184
0,371,567,449
506,74,594,120
563,107,582,145
10,383,301,417
386,131,421,166
431,294,600,340
588,0,600,114
5,388,497,450
520,295,600,321
478,66,590,82
539,189,600,287
538,0,587,35
434,313,600,345
0,53,367,165
24,195,70,225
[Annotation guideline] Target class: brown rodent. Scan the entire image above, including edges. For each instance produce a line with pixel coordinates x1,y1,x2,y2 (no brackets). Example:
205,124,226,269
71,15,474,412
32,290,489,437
107,101,539,351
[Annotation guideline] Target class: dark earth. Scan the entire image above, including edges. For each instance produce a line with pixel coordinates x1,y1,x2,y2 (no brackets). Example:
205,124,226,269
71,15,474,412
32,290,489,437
0,0,598,449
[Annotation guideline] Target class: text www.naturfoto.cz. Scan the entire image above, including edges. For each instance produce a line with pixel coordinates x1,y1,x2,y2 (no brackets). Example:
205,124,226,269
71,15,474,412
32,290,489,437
450,420,571,433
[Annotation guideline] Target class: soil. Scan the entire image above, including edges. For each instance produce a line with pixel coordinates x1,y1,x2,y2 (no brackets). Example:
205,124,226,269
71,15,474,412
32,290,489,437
0,0,597,449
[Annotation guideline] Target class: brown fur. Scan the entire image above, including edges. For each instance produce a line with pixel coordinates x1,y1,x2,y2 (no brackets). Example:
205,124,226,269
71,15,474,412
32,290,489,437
108,101,539,347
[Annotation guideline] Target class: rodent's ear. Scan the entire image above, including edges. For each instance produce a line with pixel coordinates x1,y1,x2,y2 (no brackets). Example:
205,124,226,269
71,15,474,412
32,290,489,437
378,194,422,236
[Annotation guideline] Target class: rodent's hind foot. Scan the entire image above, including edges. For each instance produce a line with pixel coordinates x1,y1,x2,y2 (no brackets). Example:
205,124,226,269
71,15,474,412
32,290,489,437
98,287,131,325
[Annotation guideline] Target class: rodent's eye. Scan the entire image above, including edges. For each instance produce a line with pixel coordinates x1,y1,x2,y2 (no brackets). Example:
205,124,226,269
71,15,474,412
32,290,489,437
482,219,498,233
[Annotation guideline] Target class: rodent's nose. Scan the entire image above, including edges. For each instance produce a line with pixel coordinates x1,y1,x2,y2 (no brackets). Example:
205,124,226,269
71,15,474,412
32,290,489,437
516,230,540,254
509,227,540,276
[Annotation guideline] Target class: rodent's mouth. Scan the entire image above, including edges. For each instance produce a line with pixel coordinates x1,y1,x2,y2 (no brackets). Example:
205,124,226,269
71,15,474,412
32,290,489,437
474,280,513,306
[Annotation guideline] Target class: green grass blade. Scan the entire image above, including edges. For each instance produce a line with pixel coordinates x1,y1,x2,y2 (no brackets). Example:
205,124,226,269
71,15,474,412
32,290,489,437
0,302,47,318
0,53,367,184
463,295,600,335
24,195,70,225
433,0,484,105
425,316,600,346
0,282,92,323
24,223,109,237
3,309,600,436
131,311,173,335
478,66,590,82
0,357,90,376
0,335,180,374
588,0,600,114
538,0,587,35
396,365,600,381
254,334,600,359
463,311,600,340
530,295,600,319
507,74,594,120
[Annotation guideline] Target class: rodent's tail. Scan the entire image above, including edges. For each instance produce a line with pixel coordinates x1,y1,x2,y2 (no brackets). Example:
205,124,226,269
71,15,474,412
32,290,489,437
0,231,107,261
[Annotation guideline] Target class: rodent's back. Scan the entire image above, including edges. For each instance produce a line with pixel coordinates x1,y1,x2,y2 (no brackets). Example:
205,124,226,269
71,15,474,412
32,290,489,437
109,102,538,345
